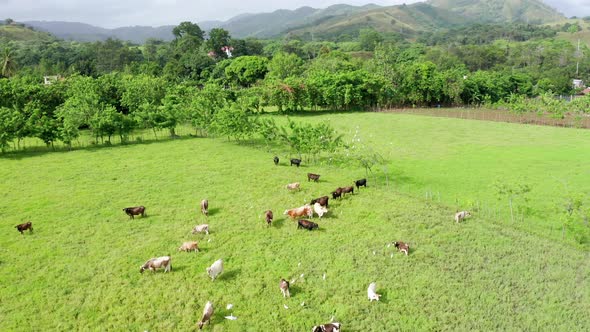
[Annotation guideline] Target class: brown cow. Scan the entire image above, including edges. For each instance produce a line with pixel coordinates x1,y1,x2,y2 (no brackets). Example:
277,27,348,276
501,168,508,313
340,186,354,196
265,210,273,226
198,301,214,329
310,196,329,208
394,241,409,256
123,206,146,219
307,173,320,182
284,205,313,219
297,219,318,231
280,278,290,298
201,199,209,217
178,241,199,253
15,221,33,235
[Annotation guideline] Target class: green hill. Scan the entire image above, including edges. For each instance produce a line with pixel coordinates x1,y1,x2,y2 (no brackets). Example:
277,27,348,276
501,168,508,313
0,23,55,42
285,3,468,40
428,0,565,24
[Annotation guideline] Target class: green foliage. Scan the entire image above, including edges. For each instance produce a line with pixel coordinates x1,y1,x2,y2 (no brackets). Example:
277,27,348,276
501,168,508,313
358,28,383,51
224,55,269,87
188,83,229,136
279,119,343,160
206,28,232,58
267,52,303,80
211,103,256,141
493,180,532,223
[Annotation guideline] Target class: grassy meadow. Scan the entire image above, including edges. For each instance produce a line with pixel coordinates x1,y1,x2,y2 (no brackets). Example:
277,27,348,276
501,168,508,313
1,112,589,331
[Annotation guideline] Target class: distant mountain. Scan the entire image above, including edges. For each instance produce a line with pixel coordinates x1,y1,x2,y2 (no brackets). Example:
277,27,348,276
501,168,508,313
18,1,567,43
427,0,565,24
285,2,468,39
216,4,382,38
0,22,55,42
23,21,175,43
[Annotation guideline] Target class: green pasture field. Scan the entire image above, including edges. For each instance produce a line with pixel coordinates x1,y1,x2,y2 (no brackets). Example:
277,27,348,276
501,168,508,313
1,112,589,331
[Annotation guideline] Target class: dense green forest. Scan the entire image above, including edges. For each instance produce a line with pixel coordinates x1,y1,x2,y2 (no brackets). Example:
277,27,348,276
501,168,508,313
2,18,590,152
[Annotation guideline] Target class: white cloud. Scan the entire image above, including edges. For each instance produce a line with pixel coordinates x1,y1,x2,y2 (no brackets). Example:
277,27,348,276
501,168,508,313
2,0,589,28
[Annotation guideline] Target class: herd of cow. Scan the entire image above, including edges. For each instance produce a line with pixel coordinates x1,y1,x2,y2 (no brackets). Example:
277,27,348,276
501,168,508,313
13,155,472,331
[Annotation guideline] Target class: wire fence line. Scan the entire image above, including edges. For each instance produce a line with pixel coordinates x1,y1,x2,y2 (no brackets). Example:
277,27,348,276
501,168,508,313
380,108,590,129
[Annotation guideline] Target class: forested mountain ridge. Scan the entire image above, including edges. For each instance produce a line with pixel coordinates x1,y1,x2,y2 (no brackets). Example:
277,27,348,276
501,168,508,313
19,0,565,43
427,0,564,24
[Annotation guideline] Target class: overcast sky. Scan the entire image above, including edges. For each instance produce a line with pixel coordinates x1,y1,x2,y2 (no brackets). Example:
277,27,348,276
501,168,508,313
2,0,589,28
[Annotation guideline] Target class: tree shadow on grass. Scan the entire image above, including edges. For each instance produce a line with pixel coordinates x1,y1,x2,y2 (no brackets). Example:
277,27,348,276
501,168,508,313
1,134,204,160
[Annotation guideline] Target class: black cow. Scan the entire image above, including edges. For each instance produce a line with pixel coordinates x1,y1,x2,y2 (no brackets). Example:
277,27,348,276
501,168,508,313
123,206,146,219
310,196,329,208
15,221,33,235
290,158,301,167
297,219,318,231
312,322,341,332
273,156,279,166
332,188,343,199
354,178,367,189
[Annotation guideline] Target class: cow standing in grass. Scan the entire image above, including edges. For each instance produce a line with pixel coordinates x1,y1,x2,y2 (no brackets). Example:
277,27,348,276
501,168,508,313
140,256,171,273
123,206,146,219
280,278,290,298
15,222,33,235
198,301,214,329
201,199,209,217
265,210,273,226
455,211,471,223
354,178,367,189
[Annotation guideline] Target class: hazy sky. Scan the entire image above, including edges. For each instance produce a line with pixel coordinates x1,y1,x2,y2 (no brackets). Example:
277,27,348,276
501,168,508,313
2,0,589,28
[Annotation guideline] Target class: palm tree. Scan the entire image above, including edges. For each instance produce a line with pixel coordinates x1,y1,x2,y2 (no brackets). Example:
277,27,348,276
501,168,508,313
1,47,17,78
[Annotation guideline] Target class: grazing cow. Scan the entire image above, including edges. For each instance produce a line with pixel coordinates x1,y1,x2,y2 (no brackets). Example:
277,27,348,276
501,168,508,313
265,210,273,226
15,221,33,235
354,178,367,189
341,186,354,196
332,188,343,199
313,203,328,219
367,282,381,302
206,259,224,280
192,224,210,235
312,322,341,332
454,211,471,223
290,158,301,167
394,241,409,256
286,182,300,191
310,196,329,208
198,301,214,330
284,205,313,219
297,219,319,231
280,278,290,298
178,241,199,253
307,173,320,182
200,199,209,217
123,206,145,219
140,256,171,273
274,156,279,166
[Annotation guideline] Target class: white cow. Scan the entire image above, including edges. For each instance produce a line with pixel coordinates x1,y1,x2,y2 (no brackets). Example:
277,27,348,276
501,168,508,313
367,282,381,302
192,224,210,235
140,256,171,273
206,259,224,280
454,211,471,223
313,202,328,218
